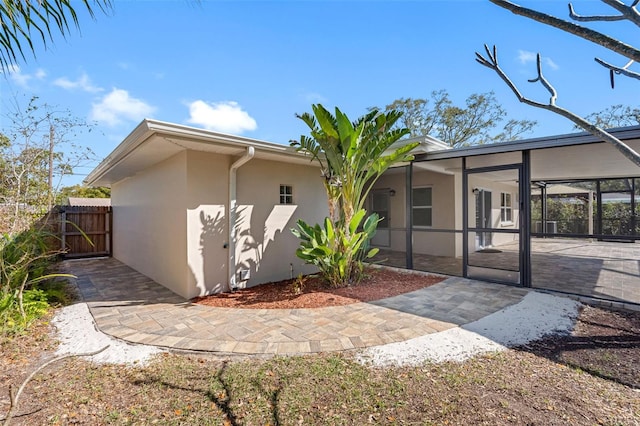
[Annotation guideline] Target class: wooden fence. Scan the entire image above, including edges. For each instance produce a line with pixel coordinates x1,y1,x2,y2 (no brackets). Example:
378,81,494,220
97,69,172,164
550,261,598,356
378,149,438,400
58,206,112,258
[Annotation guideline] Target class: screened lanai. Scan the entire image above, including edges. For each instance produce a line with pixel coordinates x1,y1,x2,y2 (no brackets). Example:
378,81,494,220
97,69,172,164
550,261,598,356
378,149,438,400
370,126,640,306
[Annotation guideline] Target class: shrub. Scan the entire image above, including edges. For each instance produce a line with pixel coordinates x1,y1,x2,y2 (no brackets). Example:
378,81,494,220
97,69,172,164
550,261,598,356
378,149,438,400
292,209,380,287
0,228,73,334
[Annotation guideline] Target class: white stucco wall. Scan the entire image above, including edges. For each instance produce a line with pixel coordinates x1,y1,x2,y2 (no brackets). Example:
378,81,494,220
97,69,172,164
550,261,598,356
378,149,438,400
185,151,230,297
234,158,327,288
412,169,459,257
111,151,190,297
183,152,327,296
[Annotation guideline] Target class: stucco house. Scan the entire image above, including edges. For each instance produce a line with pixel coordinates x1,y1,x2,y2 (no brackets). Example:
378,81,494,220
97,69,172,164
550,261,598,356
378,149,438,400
87,120,640,306
85,119,328,299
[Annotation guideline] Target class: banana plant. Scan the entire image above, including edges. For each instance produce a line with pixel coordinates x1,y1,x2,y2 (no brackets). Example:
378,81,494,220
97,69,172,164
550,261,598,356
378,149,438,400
293,105,417,226
291,105,418,286
292,209,380,287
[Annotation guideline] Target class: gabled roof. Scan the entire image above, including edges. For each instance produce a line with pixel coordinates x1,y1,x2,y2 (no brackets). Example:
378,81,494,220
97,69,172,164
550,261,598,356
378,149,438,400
85,119,316,187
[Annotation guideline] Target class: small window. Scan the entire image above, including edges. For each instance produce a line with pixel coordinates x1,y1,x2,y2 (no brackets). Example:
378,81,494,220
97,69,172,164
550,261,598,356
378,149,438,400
280,185,293,204
412,187,432,227
501,192,512,223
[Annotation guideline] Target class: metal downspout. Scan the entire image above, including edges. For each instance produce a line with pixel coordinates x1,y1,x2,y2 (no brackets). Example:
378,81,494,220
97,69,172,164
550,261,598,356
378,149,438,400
228,146,255,291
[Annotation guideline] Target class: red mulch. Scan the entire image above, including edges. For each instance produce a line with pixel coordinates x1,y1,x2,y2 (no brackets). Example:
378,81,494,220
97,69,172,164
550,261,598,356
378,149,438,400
192,268,446,309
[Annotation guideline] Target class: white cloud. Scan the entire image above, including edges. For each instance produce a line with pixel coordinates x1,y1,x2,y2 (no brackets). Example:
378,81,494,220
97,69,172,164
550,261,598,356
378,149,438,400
186,100,257,134
3,65,46,88
90,88,156,126
518,50,558,71
54,72,103,93
34,69,47,79
544,57,559,71
518,50,537,64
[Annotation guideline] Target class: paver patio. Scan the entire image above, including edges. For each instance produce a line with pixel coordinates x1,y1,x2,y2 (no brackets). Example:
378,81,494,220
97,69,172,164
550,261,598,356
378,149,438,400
61,258,530,355
374,238,640,306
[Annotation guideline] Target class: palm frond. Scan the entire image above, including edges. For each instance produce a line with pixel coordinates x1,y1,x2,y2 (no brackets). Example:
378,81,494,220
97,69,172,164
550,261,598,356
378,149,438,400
0,0,113,73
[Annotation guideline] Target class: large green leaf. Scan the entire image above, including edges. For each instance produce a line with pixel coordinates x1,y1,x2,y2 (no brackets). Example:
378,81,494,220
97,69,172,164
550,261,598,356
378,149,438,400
362,213,380,236
292,104,416,286
312,104,339,140
366,247,379,259
348,209,366,234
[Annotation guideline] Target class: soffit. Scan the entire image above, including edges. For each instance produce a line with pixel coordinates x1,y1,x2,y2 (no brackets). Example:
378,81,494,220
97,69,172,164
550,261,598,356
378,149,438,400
531,138,640,181
413,138,640,182
86,120,315,187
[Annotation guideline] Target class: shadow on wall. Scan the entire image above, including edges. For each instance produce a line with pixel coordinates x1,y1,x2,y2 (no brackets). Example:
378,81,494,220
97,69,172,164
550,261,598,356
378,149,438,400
199,209,227,294
236,205,298,287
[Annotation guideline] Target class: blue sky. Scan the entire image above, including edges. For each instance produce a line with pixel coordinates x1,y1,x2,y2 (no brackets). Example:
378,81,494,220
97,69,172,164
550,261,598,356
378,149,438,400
1,0,638,186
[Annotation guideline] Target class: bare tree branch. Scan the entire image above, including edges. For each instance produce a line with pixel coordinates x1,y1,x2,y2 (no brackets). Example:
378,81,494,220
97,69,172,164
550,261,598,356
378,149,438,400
568,3,626,22
527,53,558,105
600,0,640,25
489,0,640,62
595,57,640,87
475,45,547,109
476,44,640,167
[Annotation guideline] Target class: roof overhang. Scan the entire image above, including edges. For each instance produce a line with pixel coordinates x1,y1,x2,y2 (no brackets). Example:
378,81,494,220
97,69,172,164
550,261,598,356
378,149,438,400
414,125,640,181
416,125,640,161
85,119,316,187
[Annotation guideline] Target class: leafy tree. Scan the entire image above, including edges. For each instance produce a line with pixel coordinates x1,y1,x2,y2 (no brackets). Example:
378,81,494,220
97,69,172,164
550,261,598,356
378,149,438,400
379,90,536,148
0,0,112,72
477,0,640,167
0,96,95,233
581,104,640,129
55,184,110,205
291,105,418,287
532,196,589,234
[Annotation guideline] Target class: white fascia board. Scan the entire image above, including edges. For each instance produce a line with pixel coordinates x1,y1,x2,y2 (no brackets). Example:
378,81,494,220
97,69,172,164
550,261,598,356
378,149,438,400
85,119,315,186
386,134,450,156
144,119,301,155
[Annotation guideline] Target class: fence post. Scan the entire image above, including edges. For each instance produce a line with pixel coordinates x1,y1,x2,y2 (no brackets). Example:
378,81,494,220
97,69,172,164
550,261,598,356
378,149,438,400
60,210,66,253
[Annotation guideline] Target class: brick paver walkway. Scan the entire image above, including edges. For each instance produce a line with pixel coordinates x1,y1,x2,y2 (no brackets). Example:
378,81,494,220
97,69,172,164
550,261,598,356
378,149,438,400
375,239,640,306
62,258,529,355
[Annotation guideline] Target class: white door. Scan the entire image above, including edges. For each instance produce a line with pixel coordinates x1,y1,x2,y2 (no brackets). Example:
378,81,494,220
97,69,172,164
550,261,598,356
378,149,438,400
369,189,390,247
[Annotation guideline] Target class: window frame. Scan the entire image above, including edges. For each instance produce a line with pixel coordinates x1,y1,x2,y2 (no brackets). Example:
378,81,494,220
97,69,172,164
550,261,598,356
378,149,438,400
500,191,513,224
279,184,294,205
412,186,433,228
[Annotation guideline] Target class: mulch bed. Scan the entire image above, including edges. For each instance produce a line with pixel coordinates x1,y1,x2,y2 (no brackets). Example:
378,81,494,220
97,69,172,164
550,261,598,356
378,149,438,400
192,268,446,309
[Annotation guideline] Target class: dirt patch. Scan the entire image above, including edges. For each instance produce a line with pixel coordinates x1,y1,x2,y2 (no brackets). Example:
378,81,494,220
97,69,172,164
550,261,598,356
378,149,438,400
192,268,446,309
522,304,640,389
